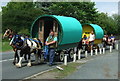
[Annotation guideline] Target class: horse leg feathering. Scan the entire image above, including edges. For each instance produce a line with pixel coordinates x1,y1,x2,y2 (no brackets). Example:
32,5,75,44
27,53,31,67
16,57,23,68
15,50,25,68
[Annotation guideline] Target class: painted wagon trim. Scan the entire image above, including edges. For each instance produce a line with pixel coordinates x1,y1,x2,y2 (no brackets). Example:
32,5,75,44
82,23,104,39
31,15,83,50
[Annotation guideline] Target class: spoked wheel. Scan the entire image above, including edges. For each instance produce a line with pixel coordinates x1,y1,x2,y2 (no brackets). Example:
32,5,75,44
69,49,74,60
59,51,65,62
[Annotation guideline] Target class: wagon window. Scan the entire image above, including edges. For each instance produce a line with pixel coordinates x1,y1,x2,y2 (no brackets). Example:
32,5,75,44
40,21,42,31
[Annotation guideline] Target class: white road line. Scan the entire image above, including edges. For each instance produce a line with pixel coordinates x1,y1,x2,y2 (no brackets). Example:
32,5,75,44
23,62,63,80
23,67,56,80
0,58,14,62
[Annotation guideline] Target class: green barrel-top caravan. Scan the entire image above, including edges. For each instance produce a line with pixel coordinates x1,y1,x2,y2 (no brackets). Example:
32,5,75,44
31,15,83,61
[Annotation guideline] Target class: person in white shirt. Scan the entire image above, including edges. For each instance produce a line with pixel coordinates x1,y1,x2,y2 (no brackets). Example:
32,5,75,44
88,31,95,50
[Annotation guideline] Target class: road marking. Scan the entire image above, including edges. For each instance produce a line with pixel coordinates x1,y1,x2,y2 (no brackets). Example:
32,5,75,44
23,67,56,80
0,58,14,62
23,62,63,80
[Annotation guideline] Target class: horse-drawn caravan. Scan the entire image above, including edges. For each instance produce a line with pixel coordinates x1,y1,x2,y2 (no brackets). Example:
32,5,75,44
31,15,83,61
3,15,105,67
31,15,105,61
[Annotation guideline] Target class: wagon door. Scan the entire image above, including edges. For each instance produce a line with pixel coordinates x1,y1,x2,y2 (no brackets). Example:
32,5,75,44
53,21,58,37
53,21,58,47
38,20,44,45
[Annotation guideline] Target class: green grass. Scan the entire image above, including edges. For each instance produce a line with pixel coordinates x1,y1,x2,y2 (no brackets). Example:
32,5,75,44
0,42,12,52
49,62,82,79
28,62,85,79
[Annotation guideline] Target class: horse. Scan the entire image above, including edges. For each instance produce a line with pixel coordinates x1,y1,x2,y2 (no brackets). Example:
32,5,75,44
10,34,43,67
3,29,23,65
3,29,13,39
102,35,115,49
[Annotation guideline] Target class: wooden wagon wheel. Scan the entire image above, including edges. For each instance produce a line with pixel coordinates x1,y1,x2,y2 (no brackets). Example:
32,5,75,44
69,49,74,59
59,51,65,62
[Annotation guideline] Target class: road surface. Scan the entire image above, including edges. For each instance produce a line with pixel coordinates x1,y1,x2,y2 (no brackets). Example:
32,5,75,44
65,50,118,79
1,51,61,80
1,40,119,80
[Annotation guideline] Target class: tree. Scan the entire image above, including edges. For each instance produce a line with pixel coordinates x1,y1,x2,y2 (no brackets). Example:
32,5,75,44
48,2,98,23
34,2,53,14
112,14,120,35
2,2,45,34
95,12,118,35
2,1,118,36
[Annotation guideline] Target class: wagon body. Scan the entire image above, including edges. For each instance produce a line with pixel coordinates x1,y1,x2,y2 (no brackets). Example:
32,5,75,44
31,15,83,50
82,24,104,44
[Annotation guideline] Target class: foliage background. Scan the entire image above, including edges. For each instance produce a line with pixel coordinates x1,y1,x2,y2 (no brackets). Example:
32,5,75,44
1,1,120,37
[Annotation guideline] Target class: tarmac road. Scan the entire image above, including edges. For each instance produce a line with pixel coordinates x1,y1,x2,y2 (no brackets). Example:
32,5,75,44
1,40,119,80
65,50,118,79
1,51,61,80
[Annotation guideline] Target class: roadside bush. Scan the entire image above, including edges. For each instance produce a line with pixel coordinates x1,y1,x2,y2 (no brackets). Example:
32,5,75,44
18,28,30,36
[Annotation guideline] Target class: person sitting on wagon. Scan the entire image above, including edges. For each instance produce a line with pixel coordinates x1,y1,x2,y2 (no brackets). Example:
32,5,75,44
88,31,95,50
109,34,115,43
82,35,88,44
45,30,57,66
108,34,115,49
103,35,107,41
107,34,114,44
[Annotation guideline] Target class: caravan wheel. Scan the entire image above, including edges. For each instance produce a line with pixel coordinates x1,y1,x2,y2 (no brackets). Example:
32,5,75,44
59,51,64,62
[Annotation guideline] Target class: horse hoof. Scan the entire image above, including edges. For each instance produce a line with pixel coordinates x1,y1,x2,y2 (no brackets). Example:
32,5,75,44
13,62,16,65
16,63,21,68
27,63,31,67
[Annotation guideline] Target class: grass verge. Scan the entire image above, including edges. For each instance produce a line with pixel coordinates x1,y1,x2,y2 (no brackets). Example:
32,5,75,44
50,62,81,79
27,62,84,80
0,42,12,52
